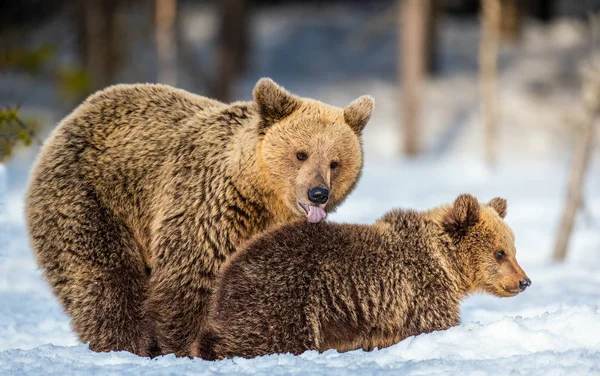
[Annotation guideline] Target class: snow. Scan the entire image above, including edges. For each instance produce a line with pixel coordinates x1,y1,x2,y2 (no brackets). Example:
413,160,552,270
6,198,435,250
1,157,599,375
2,3,600,375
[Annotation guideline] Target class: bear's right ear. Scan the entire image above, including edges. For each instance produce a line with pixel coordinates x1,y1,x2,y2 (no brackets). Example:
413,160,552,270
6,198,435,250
487,197,507,218
253,78,300,131
344,95,374,134
442,194,481,239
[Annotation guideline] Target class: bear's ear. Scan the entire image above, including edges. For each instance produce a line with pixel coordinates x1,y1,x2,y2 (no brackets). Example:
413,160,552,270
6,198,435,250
253,78,300,130
487,197,507,218
442,194,481,238
344,95,374,134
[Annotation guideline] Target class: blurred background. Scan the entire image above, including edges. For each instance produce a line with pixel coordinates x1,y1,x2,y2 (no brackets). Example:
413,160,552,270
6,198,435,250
1,0,600,270
0,0,600,363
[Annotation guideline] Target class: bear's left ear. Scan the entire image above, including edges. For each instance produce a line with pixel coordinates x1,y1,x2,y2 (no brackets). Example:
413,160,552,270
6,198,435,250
344,95,374,134
253,78,301,131
487,197,507,218
443,194,481,239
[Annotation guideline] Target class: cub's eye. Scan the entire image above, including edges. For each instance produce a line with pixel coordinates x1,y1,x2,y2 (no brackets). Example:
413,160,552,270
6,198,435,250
330,161,339,169
297,152,307,161
495,250,506,261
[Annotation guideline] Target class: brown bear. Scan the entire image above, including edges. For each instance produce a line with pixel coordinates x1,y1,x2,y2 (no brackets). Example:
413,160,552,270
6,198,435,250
194,194,531,360
25,78,374,357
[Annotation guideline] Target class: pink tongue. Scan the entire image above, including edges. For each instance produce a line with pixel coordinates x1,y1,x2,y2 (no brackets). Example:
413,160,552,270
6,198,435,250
307,206,327,223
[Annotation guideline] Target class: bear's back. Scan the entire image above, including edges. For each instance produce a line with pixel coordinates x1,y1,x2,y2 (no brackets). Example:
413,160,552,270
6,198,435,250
207,220,381,357
218,220,381,294
32,84,254,243
206,210,459,358
69,84,225,143
214,213,438,320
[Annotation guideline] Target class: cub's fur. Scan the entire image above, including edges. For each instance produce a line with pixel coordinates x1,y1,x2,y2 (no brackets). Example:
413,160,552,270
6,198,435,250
25,78,373,356
195,194,530,359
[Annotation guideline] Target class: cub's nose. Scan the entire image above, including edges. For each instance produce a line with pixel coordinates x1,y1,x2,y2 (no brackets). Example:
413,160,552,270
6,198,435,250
519,278,532,291
308,187,329,204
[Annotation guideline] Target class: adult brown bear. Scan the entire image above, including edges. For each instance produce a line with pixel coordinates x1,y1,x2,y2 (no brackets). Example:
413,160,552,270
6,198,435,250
25,78,374,356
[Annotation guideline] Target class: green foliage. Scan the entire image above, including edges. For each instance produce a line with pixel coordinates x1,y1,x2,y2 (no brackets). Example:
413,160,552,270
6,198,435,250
0,44,56,74
0,41,92,162
57,67,92,100
0,43,58,161
0,107,41,162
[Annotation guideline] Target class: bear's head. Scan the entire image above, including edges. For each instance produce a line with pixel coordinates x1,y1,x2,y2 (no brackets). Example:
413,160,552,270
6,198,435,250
253,78,373,223
442,194,531,298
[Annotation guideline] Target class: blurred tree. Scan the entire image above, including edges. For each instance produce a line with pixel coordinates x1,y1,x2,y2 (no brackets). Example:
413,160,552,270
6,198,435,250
425,0,442,75
215,0,249,101
400,0,429,157
479,0,501,166
553,13,600,261
527,0,555,22
173,0,250,101
75,0,122,91
156,0,178,86
553,70,598,262
347,0,440,77
500,0,522,42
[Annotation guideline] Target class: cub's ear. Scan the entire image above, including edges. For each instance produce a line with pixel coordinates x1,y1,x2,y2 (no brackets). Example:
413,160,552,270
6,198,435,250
487,197,507,218
253,78,300,130
344,95,374,134
443,194,481,238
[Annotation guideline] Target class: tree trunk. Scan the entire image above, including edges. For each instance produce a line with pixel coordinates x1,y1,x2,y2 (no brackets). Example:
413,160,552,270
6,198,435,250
425,0,441,75
214,0,249,102
400,0,429,157
552,12,600,261
500,0,522,43
156,0,178,86
479,0,501,166
77,0,121,91
553,12,600,261
528,0,554,23
553,114,596,262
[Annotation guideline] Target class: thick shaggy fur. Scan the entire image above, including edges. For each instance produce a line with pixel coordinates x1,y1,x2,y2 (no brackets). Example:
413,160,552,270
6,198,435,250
25,78,374,356
194,194,530,359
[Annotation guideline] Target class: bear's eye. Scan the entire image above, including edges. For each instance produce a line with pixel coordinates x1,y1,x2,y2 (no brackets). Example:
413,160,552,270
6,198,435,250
330,161,339,169
297,152,308,161
495,250,506,261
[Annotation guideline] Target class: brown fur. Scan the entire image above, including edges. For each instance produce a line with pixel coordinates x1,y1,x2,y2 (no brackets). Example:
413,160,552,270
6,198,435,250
25,78,374,357
194,194,530,359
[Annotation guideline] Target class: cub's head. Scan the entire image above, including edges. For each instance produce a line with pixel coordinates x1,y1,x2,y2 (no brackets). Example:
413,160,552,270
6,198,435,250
253,78,373,223
442,194,531,298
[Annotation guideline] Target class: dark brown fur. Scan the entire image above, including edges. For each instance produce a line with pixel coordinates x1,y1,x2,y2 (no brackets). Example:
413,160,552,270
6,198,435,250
25,78,374,356
194,194,529,359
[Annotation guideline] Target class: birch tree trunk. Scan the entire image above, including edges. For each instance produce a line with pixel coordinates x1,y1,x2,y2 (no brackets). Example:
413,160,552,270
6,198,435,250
553,110,597,261
553,11,600,261
479,0,501,166
400,0,429,156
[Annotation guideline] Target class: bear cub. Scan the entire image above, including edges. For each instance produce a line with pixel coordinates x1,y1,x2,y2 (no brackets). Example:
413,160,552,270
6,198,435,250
194,194,531,359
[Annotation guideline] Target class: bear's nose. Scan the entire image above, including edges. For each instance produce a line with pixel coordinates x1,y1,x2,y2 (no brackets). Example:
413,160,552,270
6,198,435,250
519,278,531,291
308,187,329,204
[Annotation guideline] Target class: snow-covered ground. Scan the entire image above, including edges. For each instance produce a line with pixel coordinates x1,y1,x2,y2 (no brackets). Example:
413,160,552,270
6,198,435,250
2,3,600,375
1,156,600,375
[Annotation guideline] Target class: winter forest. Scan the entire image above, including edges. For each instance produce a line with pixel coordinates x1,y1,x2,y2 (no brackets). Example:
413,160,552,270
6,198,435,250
1,0,600,374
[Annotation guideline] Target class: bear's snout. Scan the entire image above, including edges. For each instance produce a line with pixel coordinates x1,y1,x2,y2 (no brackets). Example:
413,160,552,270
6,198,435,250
519,278,532,291
308,187,329,205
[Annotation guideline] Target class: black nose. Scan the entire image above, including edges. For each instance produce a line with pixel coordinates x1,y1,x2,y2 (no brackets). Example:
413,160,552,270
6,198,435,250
519,278,531,291
308,187,329,204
